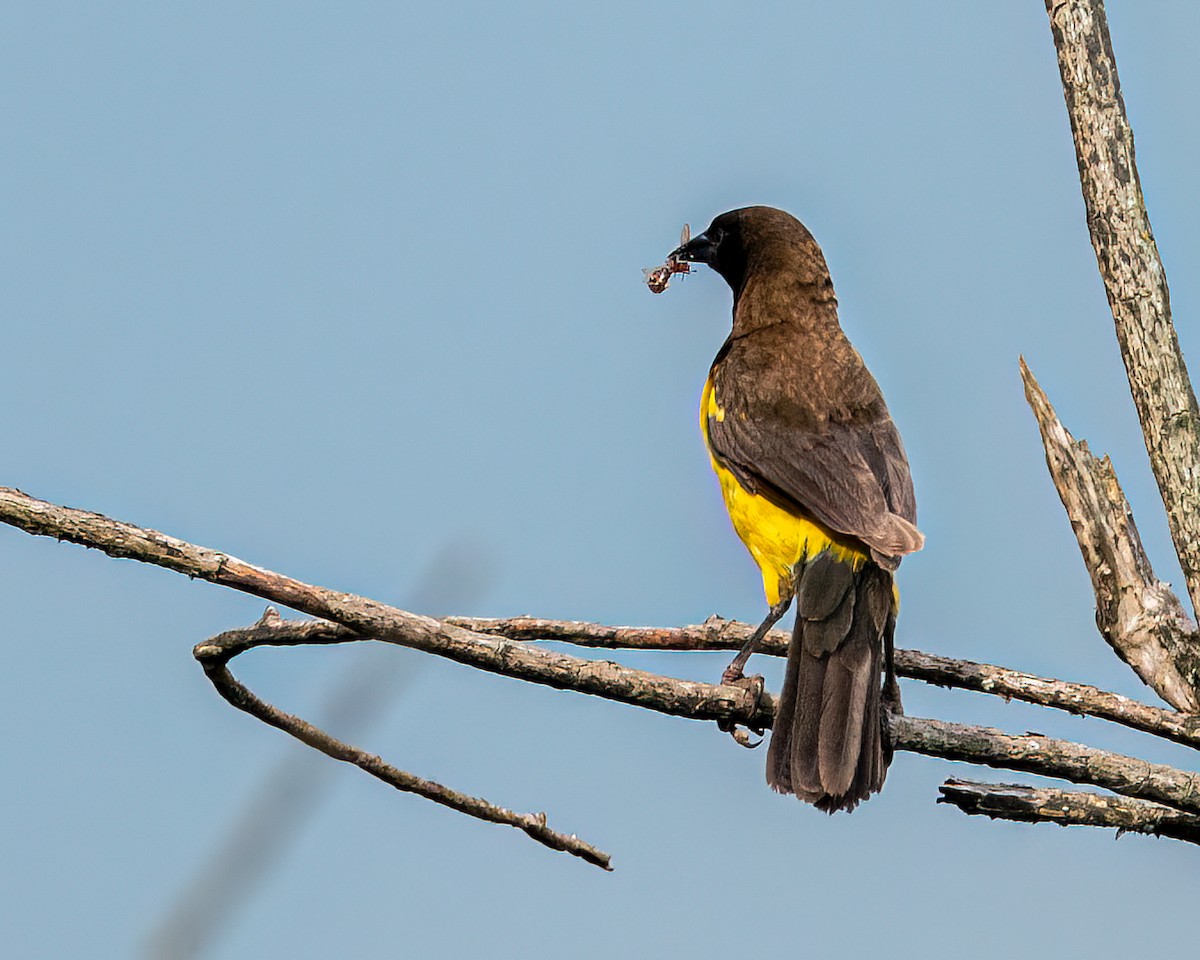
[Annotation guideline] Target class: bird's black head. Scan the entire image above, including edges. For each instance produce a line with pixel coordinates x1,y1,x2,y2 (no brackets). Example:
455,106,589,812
669,206,821,294
669,210,744,289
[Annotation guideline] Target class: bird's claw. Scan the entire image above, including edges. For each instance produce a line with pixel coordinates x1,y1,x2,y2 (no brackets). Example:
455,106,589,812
724,672,764,696
717,674,766,749
721,663,747,686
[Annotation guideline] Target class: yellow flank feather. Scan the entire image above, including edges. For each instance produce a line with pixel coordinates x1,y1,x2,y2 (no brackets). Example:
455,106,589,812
701,377,869,606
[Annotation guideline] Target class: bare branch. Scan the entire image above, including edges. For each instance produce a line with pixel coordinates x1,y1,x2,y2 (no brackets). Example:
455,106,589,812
0,488,768,730
896,647,1200,750
1019,361,1200,710
448,614,767,652
22,482,1191,732
1045,0,1200,614
196,614,773,729
208,616,1200,818
938,779,1200,846
893,716,1200,815
10,486,1200,848
455,615,1200,750
0,488,772,866
195,611,613,870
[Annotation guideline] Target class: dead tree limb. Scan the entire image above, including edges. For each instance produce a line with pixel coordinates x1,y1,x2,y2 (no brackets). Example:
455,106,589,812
200,614,1200,817
216,611,1200,754
8,484,1200,850
0,485,760,869
222,613,1200,749
938,780,1200,846
191,609,773,731
1020,360,1200,709
195,612,609,873
891,716,1200,816
917,0,1200,849
197,609,612,871
0,487,766,729
1045,0,1200,616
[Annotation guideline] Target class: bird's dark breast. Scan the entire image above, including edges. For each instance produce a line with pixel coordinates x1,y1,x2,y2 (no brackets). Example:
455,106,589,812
712,319,887,434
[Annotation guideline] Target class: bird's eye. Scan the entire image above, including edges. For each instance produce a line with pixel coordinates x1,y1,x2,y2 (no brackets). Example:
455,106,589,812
709,227,725,245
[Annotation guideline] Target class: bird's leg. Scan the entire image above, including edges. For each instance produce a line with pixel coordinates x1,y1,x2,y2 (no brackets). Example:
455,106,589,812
717,581,795,748
721,595,793,686
716,595,791,748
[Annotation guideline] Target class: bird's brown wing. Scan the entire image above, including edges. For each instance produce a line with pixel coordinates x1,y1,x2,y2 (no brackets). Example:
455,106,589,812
706,402,922,566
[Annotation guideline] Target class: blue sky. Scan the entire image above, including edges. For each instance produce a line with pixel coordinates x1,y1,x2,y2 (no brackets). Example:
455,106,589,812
4,3,1199,957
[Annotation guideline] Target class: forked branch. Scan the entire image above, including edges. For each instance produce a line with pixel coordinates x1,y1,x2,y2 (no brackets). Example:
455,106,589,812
196,609,613,870
6,483,1200,858
1045,0,1200,616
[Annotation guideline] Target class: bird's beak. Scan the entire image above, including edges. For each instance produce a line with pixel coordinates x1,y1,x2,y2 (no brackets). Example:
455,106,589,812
670,232,718,266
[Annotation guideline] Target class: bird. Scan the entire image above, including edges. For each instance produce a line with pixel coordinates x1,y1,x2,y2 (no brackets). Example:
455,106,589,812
669,205,923,812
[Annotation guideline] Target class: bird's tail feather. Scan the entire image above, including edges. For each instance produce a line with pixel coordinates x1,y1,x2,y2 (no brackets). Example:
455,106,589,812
766,553,892,812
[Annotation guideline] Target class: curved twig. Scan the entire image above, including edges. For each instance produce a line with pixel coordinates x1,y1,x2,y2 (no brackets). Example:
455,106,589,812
195,610,613,870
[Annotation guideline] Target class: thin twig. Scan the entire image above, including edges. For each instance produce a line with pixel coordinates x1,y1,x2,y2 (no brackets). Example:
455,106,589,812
938,779,1200,846
453,615,1200,750
195,610,613,870
1045,0,1200,616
